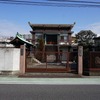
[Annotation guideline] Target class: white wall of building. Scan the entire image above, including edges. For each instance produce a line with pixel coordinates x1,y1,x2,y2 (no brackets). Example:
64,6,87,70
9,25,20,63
0,48,20,71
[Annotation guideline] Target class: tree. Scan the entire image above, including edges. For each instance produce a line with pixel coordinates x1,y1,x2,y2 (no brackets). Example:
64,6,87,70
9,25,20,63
37,38,44,51
75,30,97,46
35,38,45,61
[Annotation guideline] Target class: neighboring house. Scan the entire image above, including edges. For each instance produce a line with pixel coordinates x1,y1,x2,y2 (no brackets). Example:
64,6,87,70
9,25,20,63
0,36,14,47
71,36,78,51
22,34,32,42
29,22,75,62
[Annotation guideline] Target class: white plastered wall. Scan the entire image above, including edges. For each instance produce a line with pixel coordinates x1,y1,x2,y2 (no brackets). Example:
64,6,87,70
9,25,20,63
0,48,20,71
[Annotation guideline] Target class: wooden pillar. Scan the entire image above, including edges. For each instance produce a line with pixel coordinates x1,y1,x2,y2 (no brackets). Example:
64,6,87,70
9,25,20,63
32,32,35,55
57,34,60,62
32,32,35,44
68,33,72,45
78,46,83,75
66,52,70,71
20,44,26,74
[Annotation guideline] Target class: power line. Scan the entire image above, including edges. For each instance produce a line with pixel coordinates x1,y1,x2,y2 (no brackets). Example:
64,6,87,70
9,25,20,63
0,0,100,8
48,0,100,4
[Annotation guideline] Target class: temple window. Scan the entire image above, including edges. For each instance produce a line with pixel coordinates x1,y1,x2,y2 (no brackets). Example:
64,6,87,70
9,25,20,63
45,34,57,44
60,34,68,42
35,33,43,44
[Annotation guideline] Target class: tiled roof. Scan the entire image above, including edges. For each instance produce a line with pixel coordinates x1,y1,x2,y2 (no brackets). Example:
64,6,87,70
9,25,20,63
28,22,75,30
10,32,34,47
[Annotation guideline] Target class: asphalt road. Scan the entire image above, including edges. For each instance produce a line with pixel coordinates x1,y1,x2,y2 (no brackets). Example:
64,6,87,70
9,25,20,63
0,84,100,100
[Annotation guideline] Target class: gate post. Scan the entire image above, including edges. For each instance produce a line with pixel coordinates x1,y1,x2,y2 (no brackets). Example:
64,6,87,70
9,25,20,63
78,46,83,76
20,44,26,74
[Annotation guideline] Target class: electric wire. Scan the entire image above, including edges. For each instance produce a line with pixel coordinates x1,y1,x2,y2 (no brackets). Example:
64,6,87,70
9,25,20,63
0,0,100,8
48,0,100,4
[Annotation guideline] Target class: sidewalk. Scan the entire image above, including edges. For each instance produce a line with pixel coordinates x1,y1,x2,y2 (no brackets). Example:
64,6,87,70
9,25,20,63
0,75,100,85
18,72,81,78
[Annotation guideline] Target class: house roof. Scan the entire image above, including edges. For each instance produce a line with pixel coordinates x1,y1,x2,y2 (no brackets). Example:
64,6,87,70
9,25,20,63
28,22,75,31
10,32,34,48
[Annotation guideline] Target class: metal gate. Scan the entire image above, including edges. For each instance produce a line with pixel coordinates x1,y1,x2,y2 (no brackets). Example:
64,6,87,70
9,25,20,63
89,52,100,75
83,49,100,75
25,51,78,73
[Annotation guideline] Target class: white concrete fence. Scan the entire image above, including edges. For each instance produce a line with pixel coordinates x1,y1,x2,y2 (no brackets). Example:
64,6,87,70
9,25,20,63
0,47,20,74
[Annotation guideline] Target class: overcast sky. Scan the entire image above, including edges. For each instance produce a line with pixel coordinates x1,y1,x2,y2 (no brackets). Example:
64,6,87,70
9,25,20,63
0,0,100,37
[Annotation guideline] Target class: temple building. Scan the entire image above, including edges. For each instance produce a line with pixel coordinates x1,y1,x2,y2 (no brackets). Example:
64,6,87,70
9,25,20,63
29,22,76,62
10,32,33,48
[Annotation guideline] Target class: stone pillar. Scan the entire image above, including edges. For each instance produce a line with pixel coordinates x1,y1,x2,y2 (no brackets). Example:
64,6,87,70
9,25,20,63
78,46,83,75
20,44,26,74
